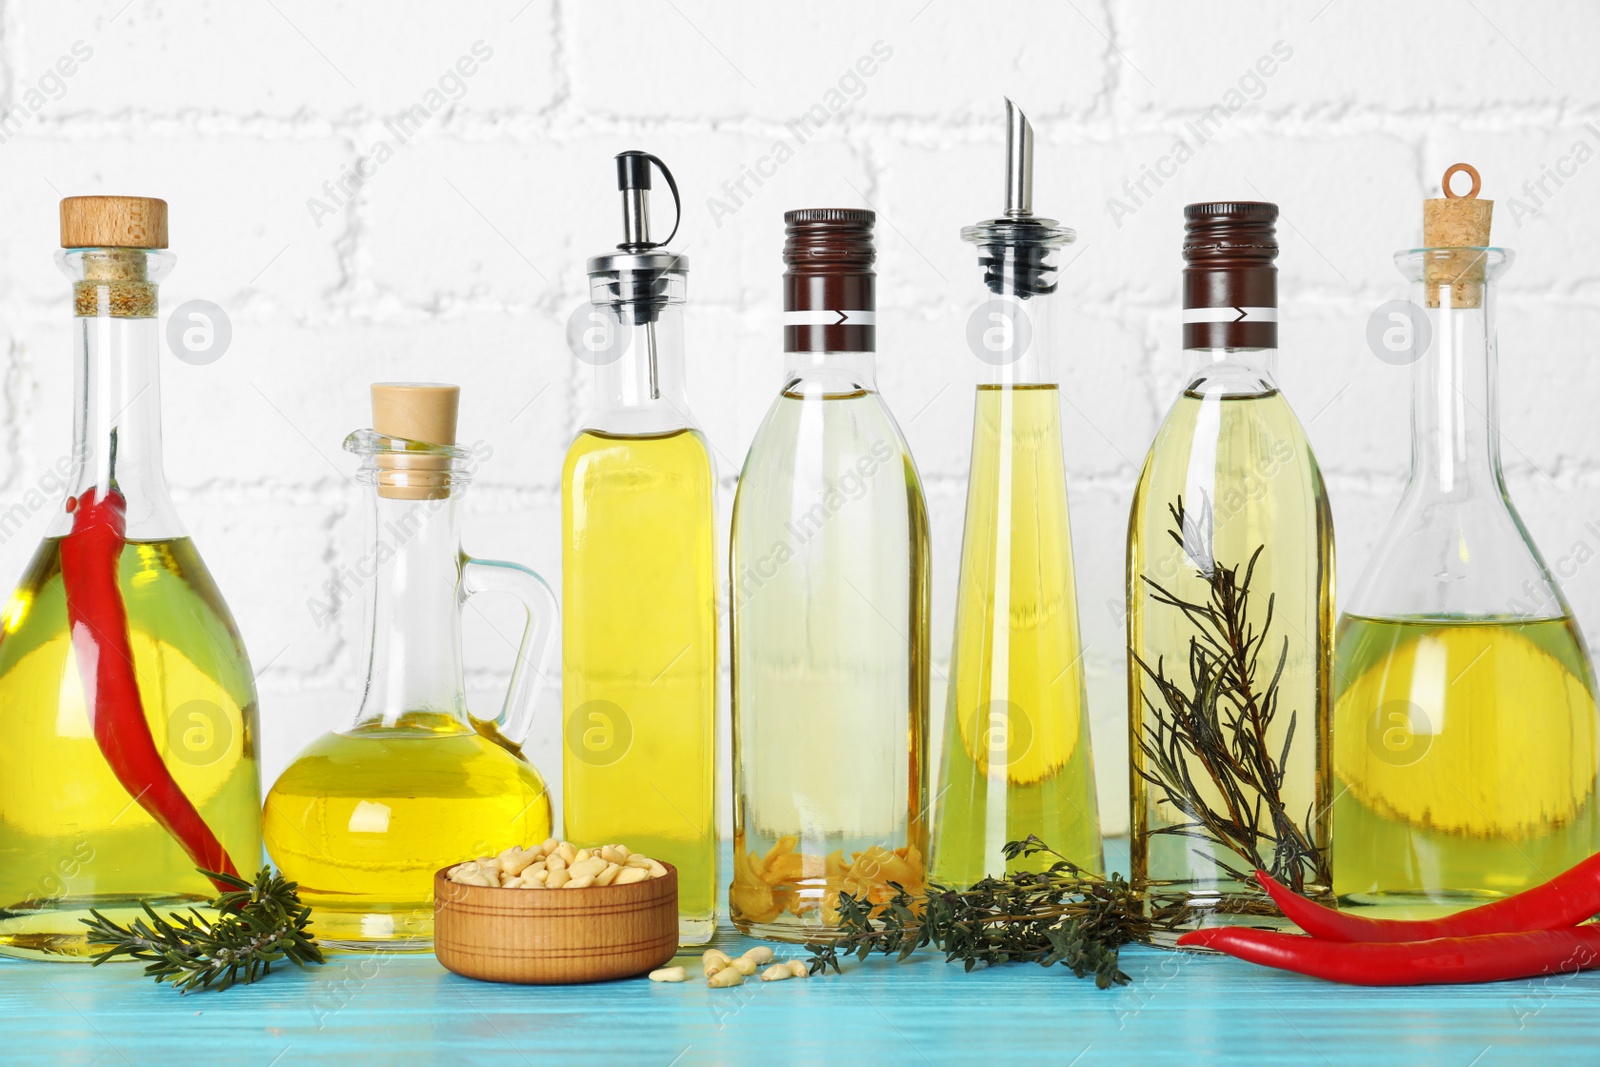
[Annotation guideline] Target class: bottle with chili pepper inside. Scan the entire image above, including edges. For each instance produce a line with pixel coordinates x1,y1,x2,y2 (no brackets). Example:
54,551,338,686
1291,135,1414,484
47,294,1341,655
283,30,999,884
0,196,262,960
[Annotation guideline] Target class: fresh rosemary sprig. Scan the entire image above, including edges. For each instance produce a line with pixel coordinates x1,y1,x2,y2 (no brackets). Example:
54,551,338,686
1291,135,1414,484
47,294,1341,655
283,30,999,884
1133,497,1328,894
82,867,324,992
806,837,1186,989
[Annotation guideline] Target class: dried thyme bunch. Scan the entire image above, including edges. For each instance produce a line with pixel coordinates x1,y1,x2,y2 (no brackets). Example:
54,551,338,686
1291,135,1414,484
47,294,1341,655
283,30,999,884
82,867,324,992
1133,497,1328,893
807,837,1179,989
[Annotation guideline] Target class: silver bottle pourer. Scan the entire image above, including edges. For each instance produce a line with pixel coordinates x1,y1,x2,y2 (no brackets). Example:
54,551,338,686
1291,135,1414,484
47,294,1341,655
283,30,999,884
589,151,686,400
963,99,1073,298
1004,97,1033,218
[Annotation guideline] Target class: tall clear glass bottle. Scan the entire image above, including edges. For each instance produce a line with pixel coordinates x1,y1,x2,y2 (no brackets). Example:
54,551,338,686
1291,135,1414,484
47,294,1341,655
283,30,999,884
730,209,930,941
933,101,1103,887
1127,203,1334,930
1334,171,1600,910
562,152,717,945
263,384,558,948
0,196,262,959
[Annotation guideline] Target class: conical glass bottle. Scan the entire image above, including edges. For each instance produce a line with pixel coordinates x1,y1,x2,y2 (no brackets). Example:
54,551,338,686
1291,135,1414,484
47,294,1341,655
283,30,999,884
1127,202,1334,930
263,384,558,948
0,196,262,960
1333,169,1600,910
932,101,1102,887
729,208,930,941
562,151,718,945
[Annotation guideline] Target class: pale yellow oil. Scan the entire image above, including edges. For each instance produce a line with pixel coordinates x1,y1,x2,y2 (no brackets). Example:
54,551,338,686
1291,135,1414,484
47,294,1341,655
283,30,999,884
1127,388,1333,916
262,712,550,947
933,385,1102,887
561,427,717,944
1333,614,1600,910
730,388,930,940
0,538,261,960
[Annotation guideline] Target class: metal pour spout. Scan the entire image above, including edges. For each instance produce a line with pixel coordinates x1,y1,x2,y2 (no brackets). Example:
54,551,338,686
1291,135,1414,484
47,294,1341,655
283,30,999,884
1004,97,1033,218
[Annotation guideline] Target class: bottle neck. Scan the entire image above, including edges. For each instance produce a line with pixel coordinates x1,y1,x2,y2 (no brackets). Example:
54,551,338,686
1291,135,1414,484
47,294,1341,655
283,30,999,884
1408,287,1502,499
1182,347,1280,397
977,290,1060,386
353,490,469,728
781,348,879,397
52,251,181,540
585,303,692,434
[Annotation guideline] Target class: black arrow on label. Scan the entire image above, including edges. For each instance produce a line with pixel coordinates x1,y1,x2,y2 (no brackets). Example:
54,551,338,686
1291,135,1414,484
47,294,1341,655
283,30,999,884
834,310,849,326
1232,306,1247,323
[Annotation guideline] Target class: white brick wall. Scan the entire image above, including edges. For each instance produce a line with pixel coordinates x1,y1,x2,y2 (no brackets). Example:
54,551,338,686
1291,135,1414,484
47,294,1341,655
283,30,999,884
3,0,1597,837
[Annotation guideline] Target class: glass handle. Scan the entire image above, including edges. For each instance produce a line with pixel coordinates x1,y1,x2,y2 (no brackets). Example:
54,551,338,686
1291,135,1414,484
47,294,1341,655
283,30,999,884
460,555,559,747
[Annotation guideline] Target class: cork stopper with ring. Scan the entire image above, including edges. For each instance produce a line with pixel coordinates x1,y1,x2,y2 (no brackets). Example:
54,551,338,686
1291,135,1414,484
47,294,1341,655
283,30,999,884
1423,162,1494,309
60,195,170,318
344,382,559,753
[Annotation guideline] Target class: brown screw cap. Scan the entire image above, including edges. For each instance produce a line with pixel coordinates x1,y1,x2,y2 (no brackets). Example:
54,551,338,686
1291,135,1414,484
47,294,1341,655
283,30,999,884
783,208,876,353
60,196,169,249
1182,201,1278,351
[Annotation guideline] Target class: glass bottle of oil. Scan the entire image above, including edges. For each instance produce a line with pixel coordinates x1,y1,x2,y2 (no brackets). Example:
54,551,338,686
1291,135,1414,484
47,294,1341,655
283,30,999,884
729,208,930,941
933,101,1102,887
0,197,262,960
562,152,717,945
262,384,558,948
1333,167,1600,912
1127,202,1334,931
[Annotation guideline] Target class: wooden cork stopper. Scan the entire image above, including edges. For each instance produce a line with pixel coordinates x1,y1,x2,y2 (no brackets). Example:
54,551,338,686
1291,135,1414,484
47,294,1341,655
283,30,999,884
1422,163,1492,309
60,196,168,249
62,197,169,319
371,383,459,500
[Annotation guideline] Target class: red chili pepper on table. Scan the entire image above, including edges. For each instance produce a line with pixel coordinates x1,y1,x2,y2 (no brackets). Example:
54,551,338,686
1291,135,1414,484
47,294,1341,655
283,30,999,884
1178,925,1600,986
59,487,239,892
1253,861,1600,943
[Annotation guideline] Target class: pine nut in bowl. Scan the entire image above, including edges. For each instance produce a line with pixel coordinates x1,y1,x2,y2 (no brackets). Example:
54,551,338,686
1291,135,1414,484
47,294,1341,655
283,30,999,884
433,840,679,984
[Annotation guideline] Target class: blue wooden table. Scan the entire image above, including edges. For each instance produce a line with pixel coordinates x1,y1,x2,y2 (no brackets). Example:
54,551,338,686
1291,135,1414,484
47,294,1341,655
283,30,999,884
3,842,1593,1065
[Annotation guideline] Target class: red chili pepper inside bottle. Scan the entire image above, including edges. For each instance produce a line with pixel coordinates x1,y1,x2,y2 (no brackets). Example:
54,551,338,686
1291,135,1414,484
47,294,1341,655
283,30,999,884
0,197,261,960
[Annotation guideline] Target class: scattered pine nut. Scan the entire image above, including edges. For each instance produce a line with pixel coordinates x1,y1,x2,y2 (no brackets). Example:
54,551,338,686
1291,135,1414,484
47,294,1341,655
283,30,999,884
741,946,774,965
702,949,732,977
648,966,687,983
760,963,791,982
708,967,745,988
787,960,809,978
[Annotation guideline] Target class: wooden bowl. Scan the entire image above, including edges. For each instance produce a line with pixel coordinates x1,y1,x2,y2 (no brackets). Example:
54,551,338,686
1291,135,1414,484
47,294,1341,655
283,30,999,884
433,862,679,984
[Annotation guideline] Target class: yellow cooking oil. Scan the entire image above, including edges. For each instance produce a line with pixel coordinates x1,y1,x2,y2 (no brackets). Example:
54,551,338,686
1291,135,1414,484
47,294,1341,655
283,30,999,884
1333,614,1600,908
0,537,262,960
933,385,1102,887
562,426,717,944
262,711,550,946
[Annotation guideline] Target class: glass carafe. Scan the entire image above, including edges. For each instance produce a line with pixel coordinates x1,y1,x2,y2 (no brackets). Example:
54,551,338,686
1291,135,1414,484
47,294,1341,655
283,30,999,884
263,384,558,948
729,208,930,941
1333,246,1600,909
0,197,262,960
932,101,1103,887
563,152,717,946
1128,202,1334,931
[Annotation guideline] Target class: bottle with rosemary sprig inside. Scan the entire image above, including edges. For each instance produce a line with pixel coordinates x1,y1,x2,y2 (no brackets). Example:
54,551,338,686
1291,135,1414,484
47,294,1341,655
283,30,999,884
1333,166,1600,911
1126,202,1334,935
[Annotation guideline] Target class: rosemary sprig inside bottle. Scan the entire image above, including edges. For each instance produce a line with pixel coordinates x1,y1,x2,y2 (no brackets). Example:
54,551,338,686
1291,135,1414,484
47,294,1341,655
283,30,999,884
81,866,324,992
1132,497,1328,895
806,837,1185,989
